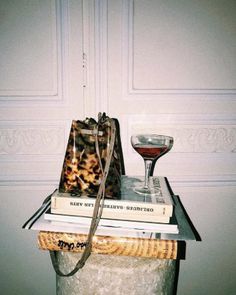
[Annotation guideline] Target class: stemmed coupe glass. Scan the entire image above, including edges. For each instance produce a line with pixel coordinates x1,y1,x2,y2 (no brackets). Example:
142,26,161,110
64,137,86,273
131,134,174,196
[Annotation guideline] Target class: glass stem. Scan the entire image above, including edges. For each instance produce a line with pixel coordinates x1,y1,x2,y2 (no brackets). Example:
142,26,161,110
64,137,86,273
144,160,153,189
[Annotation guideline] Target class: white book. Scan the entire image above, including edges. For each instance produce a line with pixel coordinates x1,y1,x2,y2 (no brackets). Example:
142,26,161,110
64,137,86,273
26,212,173,239
44,208,178,233
51,176,174,222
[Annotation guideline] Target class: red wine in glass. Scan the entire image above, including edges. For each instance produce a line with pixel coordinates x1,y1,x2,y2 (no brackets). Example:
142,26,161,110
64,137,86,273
131,135,173,196
133,144,168,160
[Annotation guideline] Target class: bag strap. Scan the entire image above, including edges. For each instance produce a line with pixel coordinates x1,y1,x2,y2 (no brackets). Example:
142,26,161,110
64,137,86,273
49,117,117,277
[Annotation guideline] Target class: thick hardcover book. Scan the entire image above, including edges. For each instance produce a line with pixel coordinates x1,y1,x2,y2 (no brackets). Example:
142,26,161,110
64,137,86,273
38,231,178,259
50,176,173,222
44,208,179,233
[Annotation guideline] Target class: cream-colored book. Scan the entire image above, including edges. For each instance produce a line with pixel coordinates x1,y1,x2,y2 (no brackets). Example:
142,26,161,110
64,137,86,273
51,176,174,222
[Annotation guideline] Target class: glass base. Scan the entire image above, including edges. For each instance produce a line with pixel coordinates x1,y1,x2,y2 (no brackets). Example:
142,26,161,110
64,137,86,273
133,186,161,196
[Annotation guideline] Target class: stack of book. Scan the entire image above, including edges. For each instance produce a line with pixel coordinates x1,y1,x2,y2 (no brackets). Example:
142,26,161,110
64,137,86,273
23,176,198,259
43,176,179,236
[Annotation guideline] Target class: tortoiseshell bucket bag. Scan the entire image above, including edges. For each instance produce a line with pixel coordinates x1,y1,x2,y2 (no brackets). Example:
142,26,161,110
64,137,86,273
50,113,125,276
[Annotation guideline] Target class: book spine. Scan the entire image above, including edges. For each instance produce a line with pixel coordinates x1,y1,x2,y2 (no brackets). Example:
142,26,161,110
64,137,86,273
51,196,173,217
38,231,178,259
49,209,170,222
44,212,170,224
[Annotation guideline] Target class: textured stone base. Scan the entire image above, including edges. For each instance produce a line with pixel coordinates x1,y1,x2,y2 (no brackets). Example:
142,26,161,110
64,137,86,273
56,252,176,295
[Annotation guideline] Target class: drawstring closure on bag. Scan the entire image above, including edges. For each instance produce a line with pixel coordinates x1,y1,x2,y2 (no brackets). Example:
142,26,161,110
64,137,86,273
50,116,117,277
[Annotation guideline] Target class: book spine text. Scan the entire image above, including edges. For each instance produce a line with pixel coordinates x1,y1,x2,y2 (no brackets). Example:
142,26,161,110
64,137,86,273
51,197,173,217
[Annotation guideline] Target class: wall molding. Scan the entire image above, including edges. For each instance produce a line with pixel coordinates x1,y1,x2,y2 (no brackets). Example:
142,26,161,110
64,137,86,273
94,0,109,113
1,174,235,188
127,114,236,153
129,126,236,153
169,174,236,187
0,120,69,184
0,0,68,103
0,122,67,155
122,0,236,98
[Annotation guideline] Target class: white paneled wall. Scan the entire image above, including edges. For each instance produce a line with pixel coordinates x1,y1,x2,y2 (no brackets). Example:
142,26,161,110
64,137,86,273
0,0,85,184
96,0,236,184
0,1,236,294
103,3,236,292
0,1,84,294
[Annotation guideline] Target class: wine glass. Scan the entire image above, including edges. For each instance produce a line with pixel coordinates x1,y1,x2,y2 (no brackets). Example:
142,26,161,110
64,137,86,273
131,134,174,196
